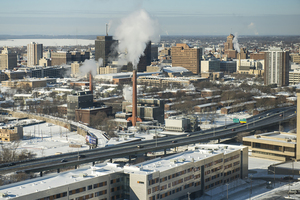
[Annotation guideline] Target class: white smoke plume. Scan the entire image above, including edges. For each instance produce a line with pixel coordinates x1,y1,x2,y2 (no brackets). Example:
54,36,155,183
123,85,133,102
114,9,160,69
232,33,240,53
80,58,103,76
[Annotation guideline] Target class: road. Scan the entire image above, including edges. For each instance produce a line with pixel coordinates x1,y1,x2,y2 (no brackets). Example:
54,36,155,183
0,106,296,175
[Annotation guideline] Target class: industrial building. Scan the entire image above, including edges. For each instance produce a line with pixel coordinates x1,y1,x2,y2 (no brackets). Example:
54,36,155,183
1,78,56,88
171,43,202,75
119,98,165,126
67,91,94,120
165,115,200,132
0,144,248,200
0,126,23,142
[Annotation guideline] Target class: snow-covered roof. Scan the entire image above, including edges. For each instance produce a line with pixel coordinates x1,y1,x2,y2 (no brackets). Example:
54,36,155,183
124,144,246,175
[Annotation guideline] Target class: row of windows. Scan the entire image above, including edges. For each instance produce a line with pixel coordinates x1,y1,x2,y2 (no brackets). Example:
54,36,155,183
224,163,232,170
224,154,239,163
194,174,201,179
172,178,183,186
69,187,86,195
184,182,194,189
70,193,94,200
36,192,67,200
195,181,201,187
111,186,122,193
149,178,159,185
111,194,121,200
204,180,222,190
233,161,240,166
110,177,122,184
184,175,194,182
211,165,222,173
95,190,107,197
93,181,107,189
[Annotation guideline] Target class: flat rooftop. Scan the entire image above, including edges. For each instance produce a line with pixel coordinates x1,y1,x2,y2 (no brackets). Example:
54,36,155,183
244,132,297,145
0,163,122,199
124,144,245,175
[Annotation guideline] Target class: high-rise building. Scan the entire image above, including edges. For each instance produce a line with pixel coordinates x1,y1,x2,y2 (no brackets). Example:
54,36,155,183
264,47,289,87
27,42,43,67
136,41,151,72
95,36,118,68
171,43,202,75
0,47,17,70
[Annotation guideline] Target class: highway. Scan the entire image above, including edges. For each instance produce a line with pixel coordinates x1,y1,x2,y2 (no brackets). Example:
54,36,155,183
0,106,296,175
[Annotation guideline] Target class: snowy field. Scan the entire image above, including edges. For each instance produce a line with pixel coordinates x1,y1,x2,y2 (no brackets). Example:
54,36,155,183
0,39,94,47
8,122,90,157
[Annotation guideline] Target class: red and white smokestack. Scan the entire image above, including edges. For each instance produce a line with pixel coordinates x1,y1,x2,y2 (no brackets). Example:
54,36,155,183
89,71,93,94
132,70,137,126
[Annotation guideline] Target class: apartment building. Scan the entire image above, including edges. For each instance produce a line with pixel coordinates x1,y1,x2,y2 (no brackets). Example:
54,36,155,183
27,42,43,67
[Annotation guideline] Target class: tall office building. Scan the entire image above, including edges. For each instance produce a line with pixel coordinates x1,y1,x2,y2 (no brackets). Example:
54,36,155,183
0,47,17,70
264,47,289,87
224,34,237,59
95,36,118,68
171,43,202,75
27,42,43,67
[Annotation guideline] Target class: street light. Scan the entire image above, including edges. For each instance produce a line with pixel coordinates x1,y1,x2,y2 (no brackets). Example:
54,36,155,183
226,183,229,200
268,164,276,188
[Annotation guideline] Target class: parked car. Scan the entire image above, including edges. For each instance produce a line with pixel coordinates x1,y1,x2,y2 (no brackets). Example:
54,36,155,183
186,134,191,137
172,140,177,143
232,128,235,131
61,159,68,163
137,145,143,148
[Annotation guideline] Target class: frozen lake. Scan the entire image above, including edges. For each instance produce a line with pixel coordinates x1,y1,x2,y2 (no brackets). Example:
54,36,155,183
0,39,94,47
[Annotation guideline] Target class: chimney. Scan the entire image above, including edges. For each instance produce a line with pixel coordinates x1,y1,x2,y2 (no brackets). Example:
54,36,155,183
132,70,137,126
89,71,93,94
238,53,241,71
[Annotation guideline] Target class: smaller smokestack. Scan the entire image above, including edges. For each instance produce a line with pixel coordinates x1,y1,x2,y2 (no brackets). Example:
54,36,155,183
132,70,137,127
239,53,241,71
89,71,93,94
106,23,108,36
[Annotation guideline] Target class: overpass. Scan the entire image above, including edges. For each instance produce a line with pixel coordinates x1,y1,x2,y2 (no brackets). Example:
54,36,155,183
0,106,296,175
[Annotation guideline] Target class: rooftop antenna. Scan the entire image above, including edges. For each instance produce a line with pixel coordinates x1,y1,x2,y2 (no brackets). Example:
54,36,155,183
106,23,108,36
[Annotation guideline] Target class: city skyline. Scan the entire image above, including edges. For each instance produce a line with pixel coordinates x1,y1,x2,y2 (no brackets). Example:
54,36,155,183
0,0,299,36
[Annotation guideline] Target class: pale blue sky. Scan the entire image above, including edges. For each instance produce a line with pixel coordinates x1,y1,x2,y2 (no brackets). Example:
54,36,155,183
0,0,299,35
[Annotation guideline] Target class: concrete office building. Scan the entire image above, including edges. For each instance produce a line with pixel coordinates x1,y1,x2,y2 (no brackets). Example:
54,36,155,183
0,163,124,200
264,47,289,87
27,42,43,67
95,36,118,68
125,144,248,200
0,47,17,70
51,51,72,66
171,43,202,75
0,144,248,200
243,131,296,161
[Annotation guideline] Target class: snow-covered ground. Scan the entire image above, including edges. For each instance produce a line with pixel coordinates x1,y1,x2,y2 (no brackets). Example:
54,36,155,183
2,122,90,157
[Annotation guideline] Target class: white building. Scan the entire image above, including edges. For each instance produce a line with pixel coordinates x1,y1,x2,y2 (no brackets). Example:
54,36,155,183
27,42,43,67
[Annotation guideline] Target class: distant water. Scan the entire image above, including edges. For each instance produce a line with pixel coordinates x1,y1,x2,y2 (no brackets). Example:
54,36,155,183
0,39,94,47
